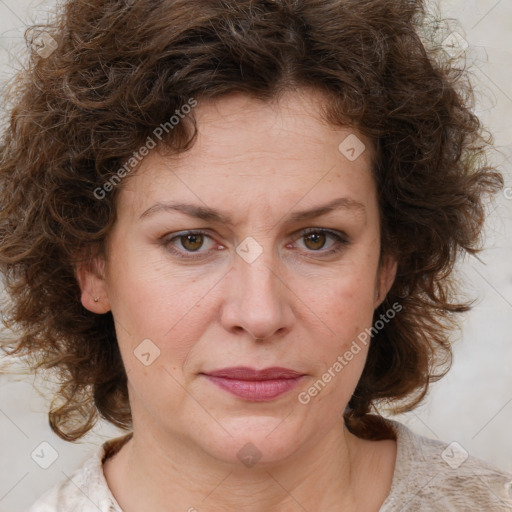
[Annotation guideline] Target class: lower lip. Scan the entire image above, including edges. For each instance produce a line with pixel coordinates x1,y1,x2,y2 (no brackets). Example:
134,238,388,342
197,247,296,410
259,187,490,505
204,375,304,401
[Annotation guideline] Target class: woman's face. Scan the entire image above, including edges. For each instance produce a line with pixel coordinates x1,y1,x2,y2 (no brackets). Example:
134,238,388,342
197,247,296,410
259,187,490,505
81,89,396,465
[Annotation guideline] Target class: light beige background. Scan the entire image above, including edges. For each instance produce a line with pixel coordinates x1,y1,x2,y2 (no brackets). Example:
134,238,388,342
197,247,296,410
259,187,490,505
0,1,511,511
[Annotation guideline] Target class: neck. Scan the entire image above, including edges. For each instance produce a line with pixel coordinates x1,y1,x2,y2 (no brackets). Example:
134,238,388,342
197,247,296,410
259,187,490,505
104,416,369,512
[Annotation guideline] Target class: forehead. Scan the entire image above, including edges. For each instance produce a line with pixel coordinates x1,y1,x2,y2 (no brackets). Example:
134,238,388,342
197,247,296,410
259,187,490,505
118,90,377,222
185,90,374,165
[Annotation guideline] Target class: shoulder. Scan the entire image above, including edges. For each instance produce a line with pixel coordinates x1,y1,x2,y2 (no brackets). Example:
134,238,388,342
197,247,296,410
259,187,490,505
27,434,131,512
380,419,512,511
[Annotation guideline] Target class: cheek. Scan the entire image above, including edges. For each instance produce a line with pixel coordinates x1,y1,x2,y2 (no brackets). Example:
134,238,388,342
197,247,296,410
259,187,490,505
105,245,215,366
298,261,378,397
301,278,376,407
308,263,377,337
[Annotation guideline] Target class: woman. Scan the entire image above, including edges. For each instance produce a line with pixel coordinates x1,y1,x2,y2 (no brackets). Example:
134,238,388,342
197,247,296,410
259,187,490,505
1,0,511,510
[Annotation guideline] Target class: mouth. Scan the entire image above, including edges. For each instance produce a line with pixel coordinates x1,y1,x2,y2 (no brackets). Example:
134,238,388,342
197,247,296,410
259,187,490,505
201,366,306,401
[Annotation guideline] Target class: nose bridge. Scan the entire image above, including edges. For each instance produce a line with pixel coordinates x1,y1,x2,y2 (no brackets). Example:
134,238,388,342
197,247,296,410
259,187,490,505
238,244,281,308
222,239,292,339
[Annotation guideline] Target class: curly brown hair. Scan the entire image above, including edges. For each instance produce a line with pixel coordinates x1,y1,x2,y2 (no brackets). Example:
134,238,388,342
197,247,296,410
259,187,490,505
0,0,502,442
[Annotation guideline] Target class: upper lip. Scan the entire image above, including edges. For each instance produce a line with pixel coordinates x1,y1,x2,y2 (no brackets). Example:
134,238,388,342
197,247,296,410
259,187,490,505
203,367,304,380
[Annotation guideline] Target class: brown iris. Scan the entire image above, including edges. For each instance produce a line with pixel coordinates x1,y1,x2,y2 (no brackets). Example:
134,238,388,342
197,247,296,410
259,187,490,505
181,233,204,251
303,231,326,251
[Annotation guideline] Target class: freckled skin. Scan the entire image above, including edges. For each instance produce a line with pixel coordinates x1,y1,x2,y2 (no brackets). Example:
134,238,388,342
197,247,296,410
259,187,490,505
78,89,397,512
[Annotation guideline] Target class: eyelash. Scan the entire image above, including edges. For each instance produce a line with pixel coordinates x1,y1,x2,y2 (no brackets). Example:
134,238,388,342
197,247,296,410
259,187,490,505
162,228,350,260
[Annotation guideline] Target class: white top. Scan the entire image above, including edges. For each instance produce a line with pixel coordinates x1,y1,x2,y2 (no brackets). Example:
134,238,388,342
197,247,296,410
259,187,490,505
27,419,512,511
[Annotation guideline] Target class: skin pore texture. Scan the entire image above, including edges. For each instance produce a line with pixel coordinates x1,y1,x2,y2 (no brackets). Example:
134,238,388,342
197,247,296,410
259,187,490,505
77,89,398,512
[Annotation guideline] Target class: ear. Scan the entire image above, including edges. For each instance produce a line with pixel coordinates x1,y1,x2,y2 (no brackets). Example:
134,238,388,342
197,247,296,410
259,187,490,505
75,256,111,314
374,253,397,309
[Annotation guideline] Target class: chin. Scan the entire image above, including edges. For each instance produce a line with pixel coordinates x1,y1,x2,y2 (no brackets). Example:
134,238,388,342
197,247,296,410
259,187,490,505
196,416,306,468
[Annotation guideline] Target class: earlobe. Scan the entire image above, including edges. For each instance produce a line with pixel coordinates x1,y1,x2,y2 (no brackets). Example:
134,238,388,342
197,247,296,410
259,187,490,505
375,254,398,308
75,257,111,314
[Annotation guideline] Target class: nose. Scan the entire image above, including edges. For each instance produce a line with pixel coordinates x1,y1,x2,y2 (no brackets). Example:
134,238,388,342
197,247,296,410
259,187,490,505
219,247,294,342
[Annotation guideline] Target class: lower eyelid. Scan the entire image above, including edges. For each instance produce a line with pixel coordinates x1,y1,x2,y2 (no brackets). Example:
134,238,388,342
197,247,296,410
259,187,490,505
163,229,349,258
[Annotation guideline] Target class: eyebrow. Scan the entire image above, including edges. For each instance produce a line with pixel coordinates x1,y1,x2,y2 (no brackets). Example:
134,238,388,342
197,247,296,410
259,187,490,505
139,197,366,224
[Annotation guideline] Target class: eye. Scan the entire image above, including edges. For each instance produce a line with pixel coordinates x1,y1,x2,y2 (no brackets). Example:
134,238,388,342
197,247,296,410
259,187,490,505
163,230,220,259
161,228,349,261
293,228,349,256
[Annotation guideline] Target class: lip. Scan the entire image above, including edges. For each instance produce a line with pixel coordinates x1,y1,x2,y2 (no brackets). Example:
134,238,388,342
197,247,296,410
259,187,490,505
202,366,305,401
